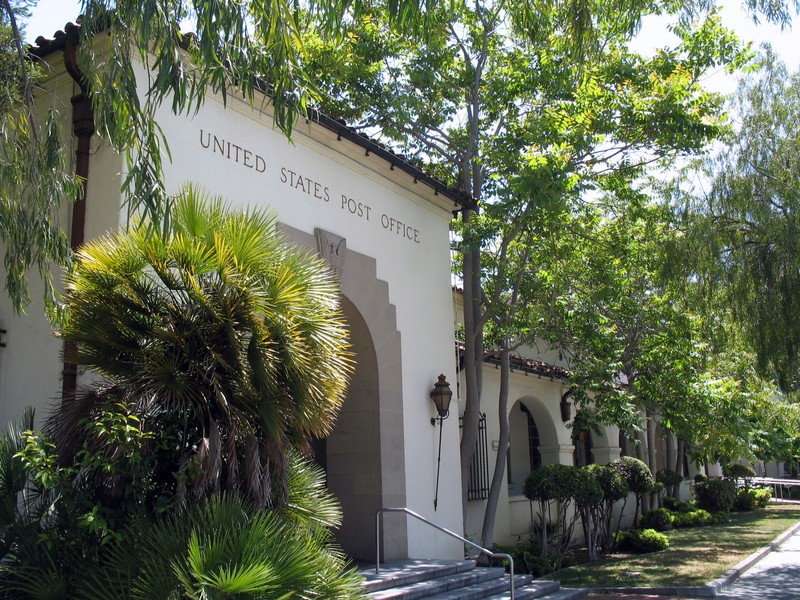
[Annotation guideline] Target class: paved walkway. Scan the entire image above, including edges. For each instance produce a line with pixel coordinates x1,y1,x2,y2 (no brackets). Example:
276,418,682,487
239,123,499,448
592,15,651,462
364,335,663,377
715,530,800,599
587,523,800,600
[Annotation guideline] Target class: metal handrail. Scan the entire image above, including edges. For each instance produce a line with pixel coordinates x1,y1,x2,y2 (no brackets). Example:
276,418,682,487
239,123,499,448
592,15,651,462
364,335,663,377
376,507,515,600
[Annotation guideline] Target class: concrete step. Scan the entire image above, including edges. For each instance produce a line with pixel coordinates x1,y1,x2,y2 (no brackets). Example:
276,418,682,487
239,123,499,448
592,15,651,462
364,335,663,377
360,560,477,595
486,581,589,600
367,565,508,599
359,559,588,600
420,573,534,599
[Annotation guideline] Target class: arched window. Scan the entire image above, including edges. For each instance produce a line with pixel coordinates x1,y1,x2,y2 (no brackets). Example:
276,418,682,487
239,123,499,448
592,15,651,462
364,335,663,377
520,403,542,471
508,401,543,496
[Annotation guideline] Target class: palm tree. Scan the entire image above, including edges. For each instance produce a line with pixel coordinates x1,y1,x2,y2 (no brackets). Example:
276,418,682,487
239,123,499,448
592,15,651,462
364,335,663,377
49,185,352,510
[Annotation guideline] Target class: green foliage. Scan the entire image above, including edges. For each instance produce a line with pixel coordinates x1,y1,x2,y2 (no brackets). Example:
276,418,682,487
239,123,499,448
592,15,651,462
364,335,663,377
73,459,361,600
53,186,352,509
614,528,670,553
630,529,670,553
493,538,565,576
671,508,714,528
640,508,674,532
694,478,737,513
724,464,757,479
680,53,800,396
663,496,692,513
523,464,578,503
0,447,362,599
657,468,684,487
734,487,772,512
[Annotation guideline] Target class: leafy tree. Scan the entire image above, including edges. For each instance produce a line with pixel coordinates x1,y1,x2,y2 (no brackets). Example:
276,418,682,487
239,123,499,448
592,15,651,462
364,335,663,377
523,463,581,559
684,52,800,392
300,0,768,547
611,456,654,526
585,463,628,555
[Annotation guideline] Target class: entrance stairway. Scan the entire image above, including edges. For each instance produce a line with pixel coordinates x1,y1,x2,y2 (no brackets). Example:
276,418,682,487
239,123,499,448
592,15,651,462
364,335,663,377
359,559,588,600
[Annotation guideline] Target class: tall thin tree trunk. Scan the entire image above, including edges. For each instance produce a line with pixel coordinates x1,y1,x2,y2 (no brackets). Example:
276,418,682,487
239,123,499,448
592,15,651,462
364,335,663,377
459,208,484,523
645,410,658,512
480,343,510,548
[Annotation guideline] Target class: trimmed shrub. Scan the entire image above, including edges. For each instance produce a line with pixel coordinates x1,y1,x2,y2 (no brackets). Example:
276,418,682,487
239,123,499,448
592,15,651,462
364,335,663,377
734,487,772,511
630,528,670,553
694,478,736,513
614,529,669,553
572,467,604,508
671,508,712,528
753,487,772,508
694,473,708,484
611,457,655,496
493,539,565,576
639,508,674,531
586,463,629,502
524,463,577,503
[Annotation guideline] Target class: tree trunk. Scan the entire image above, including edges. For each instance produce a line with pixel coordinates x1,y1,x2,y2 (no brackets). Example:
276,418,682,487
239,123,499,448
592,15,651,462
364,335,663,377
459,208,484,523
646,410,658,512
635,427,651,513
666,430,675,492
480,344,510,548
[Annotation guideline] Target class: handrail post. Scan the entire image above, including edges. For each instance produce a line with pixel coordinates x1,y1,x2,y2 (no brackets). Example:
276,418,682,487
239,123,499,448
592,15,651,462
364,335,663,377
375,507,515,600
376,510,381,574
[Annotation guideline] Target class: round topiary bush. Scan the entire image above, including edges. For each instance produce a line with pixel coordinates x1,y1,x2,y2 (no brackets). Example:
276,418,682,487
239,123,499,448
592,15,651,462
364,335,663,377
573,467,604,508
613,528,670,553
610,456,655,496
723,464,756,479
585,463,629,502
523,463,578,503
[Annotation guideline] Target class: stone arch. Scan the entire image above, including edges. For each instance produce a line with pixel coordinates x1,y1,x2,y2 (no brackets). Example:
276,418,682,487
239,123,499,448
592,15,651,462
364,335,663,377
281,224,407,562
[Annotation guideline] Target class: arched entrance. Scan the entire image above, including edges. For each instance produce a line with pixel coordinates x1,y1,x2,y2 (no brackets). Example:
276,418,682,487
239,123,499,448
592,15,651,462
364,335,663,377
282,224,408,562
508,397,559,496
318,296,382,560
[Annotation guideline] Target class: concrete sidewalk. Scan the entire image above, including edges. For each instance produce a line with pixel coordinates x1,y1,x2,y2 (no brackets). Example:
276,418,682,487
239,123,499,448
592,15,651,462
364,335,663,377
715,530,800,599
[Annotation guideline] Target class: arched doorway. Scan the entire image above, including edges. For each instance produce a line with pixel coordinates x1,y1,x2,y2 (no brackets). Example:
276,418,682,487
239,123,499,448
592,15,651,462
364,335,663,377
314,296,382,560
283,224,408,562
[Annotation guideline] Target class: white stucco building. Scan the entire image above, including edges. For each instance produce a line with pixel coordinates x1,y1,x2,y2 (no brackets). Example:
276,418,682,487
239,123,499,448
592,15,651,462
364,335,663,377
0,21,700,566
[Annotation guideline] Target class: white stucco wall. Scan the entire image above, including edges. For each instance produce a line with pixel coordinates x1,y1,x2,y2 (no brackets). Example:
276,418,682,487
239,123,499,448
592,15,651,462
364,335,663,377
1,49,465,560
0,66,123,428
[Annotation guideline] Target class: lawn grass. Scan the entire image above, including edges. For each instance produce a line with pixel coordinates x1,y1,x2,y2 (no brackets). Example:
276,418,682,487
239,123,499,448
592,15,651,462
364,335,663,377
553,504,800,588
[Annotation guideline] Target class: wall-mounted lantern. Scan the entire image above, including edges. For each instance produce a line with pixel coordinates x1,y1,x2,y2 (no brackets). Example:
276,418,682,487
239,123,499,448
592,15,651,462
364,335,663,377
560,389,573,423
430,373,453,425
430,374,452,511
